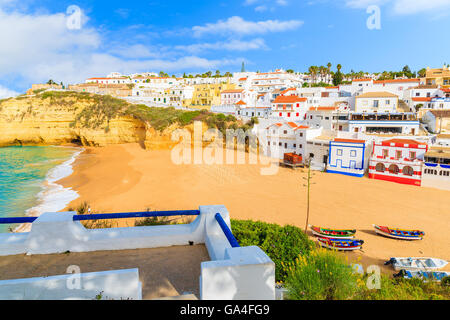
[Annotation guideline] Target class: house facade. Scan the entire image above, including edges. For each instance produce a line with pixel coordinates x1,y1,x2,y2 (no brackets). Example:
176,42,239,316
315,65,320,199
354,91,399,113
369,139,428,186
421,147,450,191
327,139,368,177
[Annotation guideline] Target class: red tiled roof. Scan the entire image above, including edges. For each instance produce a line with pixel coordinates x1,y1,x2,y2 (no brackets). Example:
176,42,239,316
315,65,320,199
273,95,307,104
381,139,427,146
309,106,337,111
334,138,365,144
374,78,420,84
235,100,247,105
353,78,372,82
280,88,296,95
287,122,299,128
222,89,244,93
294,125,310,130
412,97,432,102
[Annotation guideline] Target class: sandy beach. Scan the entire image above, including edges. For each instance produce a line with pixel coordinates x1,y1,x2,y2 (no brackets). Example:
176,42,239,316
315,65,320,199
60,143,450,272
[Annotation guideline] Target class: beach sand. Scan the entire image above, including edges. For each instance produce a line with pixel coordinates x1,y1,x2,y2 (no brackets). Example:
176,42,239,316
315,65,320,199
60,143,450,272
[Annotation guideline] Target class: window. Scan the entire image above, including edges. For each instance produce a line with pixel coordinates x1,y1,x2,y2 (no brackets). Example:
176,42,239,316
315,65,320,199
376,163,385,172
284,130,287,134
350,150,357,157
299,133,303,137
386,100,390,105
396,150,402,159
293,144,296,148
337,149,343,156
389,164,400,174
410,151,416,159
402,166,414,176
383,149,388,158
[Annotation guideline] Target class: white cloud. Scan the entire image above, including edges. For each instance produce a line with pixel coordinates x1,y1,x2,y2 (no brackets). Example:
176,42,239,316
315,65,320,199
0,7,243,89
344,0,450,15
175,38,267,54
0,85,19,99
244,0,289,11
192,16,303,37
391,0,450,15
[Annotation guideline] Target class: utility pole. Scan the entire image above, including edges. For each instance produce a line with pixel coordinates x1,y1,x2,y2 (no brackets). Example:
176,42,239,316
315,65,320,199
303,158,315,234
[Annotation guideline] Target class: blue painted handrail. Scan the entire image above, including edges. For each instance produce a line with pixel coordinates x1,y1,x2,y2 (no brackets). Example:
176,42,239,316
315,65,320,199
215,213,240,248
0,210,200,225
0,217,38,224
73,210,200,221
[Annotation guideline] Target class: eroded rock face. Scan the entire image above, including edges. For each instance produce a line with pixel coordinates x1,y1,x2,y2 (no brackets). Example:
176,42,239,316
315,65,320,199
0,96,149,147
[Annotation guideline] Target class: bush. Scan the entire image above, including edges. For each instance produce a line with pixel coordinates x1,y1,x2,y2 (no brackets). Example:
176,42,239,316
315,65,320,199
231,220,314,282
284,249,360,300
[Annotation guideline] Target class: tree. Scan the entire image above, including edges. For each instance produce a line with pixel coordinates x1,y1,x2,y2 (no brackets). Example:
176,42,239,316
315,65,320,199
47,79,57,85
333,64,343,86
286,69,294,74
418,68,427,78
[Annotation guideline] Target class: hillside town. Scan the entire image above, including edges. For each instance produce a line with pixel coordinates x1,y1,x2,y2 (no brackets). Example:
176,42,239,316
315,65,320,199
29,65,450,191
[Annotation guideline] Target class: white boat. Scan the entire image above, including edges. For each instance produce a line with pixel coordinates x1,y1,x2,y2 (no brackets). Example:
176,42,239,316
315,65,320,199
386,257,448,271
395,270,450,282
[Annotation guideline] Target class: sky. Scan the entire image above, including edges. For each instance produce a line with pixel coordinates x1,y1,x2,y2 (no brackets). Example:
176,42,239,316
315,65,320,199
1,0,450,97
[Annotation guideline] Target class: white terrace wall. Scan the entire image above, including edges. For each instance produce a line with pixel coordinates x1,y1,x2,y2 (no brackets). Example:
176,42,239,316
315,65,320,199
0,205,275,300
0,269,142,300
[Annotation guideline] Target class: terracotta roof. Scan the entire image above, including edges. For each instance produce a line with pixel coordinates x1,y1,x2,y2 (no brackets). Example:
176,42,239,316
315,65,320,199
374,78,420,84
294,125,310,130
238,78,247,81
273,95,307,104
325,86,339,90
235,100,247,105
309,106,337,111
382,139,427,146
221,89,244,93
353,78,372,82
280,88,296,95
287,122,299,128
412,97,432,102
356,91,398,98
334,138,366,144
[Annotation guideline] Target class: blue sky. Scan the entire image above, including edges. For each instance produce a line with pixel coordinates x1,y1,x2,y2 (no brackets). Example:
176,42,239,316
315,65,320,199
1,0,450,96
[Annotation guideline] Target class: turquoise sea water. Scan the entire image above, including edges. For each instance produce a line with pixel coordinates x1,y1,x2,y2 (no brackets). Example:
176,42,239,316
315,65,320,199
0,146,81,233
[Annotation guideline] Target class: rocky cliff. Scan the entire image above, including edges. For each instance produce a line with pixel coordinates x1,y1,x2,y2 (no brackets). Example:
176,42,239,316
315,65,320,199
0,91,242,149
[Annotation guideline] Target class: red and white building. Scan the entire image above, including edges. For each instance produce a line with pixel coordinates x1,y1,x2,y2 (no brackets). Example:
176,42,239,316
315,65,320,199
369,139,428,186
271,95,308,121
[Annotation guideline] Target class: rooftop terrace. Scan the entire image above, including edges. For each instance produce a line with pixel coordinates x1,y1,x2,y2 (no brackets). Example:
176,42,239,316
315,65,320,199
0,245,209,300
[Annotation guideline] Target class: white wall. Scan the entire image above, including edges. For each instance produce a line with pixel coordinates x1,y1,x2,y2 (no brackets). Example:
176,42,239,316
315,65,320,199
0,269,142,300
0,205,276,300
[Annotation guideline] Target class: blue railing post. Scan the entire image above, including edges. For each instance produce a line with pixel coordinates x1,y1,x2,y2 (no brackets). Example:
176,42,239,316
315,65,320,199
215,213,240,248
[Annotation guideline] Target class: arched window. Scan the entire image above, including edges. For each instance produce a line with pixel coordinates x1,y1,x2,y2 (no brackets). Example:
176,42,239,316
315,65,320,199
389,164,400,174
375,163,385,172
402,166,414,176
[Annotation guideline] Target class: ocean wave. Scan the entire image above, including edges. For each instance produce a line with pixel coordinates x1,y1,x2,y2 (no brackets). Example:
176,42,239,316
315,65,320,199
15,147,84,233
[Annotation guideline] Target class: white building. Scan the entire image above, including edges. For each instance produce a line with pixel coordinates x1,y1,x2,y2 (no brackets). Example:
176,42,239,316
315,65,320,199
327,138,371,177
354,91,399,113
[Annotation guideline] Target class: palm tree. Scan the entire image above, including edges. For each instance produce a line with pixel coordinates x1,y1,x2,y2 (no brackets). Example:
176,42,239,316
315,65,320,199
327,62,332,83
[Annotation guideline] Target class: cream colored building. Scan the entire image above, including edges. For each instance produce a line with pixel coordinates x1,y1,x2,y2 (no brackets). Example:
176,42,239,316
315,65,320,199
425,66,450,87
354,91,399,113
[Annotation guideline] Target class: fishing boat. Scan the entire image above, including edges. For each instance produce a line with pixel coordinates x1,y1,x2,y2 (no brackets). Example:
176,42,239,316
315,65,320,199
309,225,356,239
317,237,364,251
373,224,425,240
385,257,448,271
394,269,450,282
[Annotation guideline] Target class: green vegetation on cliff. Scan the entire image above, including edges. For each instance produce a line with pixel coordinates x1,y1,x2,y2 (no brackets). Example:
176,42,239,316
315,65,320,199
32,90,243,132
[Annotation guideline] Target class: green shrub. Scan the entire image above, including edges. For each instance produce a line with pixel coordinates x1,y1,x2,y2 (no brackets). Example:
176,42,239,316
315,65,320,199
355,274,450,300
284,249,360,300
231,220,314,282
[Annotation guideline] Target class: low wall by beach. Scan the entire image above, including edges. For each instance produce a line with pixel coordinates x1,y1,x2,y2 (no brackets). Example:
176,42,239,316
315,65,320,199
0,269,142,300
0,205,275,300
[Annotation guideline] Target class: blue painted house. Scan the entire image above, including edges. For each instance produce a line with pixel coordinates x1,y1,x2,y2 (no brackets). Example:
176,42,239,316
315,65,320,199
327,139,368,177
